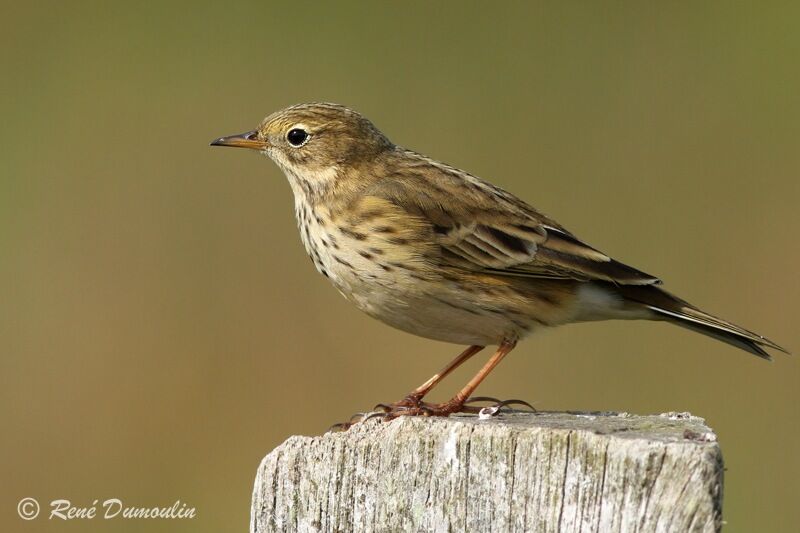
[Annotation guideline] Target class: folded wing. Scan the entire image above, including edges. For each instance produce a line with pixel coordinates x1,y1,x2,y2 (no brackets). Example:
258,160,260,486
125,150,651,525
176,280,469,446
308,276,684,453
368,153,661,286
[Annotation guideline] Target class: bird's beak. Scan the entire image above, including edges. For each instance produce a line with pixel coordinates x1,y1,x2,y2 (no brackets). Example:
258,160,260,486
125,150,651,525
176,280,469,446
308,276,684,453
209,130,267,150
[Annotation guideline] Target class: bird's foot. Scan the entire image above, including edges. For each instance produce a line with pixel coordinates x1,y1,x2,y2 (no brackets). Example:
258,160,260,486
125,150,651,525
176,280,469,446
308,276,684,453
327,395,536,432
372,395,535,420
373,398,470,419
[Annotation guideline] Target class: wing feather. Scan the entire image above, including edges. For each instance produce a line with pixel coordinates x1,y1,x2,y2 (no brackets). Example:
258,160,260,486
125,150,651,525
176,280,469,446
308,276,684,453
363,150,662,286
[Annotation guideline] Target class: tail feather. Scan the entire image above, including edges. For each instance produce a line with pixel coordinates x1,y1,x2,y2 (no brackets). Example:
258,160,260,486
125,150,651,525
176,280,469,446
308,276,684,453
617,284,788,360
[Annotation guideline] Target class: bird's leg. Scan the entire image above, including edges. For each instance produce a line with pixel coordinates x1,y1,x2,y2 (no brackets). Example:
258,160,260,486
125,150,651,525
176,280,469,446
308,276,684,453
433,339,517,414
332,345,485,431
405,345,485,403
375,345,484,411
383,340,518,418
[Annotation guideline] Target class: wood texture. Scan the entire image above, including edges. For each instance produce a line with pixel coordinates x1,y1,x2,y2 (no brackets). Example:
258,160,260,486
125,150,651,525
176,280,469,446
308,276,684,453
251,412,722,532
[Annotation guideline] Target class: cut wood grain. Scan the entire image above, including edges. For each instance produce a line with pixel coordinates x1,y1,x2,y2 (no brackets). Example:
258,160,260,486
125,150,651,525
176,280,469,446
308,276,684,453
251,411,722,533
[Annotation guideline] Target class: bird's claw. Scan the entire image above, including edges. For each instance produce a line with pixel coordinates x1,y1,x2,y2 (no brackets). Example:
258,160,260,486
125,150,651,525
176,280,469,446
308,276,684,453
472,397,537,419
464,396,503,405
327,421,352,433
326,411,377,432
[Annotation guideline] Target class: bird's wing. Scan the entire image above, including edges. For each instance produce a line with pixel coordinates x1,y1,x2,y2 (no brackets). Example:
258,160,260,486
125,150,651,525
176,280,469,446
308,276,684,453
364,156,661,286
435,219,661,285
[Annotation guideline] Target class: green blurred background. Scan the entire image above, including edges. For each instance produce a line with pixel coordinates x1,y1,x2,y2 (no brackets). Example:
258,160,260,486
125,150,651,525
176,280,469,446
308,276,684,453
2,2,798,532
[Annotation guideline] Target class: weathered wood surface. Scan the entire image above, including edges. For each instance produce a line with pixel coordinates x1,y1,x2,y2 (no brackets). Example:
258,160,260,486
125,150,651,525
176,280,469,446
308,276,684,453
251,411,722,533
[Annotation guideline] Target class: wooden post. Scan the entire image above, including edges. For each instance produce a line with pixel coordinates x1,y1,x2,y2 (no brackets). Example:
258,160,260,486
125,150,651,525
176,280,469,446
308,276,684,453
251,412,723,532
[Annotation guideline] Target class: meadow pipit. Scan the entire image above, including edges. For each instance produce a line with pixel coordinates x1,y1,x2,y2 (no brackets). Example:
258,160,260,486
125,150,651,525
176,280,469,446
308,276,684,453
211,103,786,420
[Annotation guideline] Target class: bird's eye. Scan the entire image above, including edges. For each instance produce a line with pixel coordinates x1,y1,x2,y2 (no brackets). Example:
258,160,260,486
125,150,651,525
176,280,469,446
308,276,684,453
287,128,309,147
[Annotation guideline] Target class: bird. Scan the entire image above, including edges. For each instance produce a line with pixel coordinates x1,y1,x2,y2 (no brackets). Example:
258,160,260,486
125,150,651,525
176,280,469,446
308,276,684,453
211,102,787,420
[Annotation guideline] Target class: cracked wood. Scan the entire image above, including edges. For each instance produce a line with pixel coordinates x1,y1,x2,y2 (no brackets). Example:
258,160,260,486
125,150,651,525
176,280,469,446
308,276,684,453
251,412,723,532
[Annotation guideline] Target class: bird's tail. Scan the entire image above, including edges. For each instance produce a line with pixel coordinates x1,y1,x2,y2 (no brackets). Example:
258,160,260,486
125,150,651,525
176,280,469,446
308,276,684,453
617,284,787,360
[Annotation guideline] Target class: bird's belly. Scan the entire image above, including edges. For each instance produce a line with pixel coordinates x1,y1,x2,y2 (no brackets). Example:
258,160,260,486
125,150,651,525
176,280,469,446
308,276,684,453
305,241,527,344
343,279,534,346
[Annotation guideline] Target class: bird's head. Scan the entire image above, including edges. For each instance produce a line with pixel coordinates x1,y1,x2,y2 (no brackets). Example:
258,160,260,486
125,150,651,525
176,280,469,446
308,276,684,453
211,103,393,196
